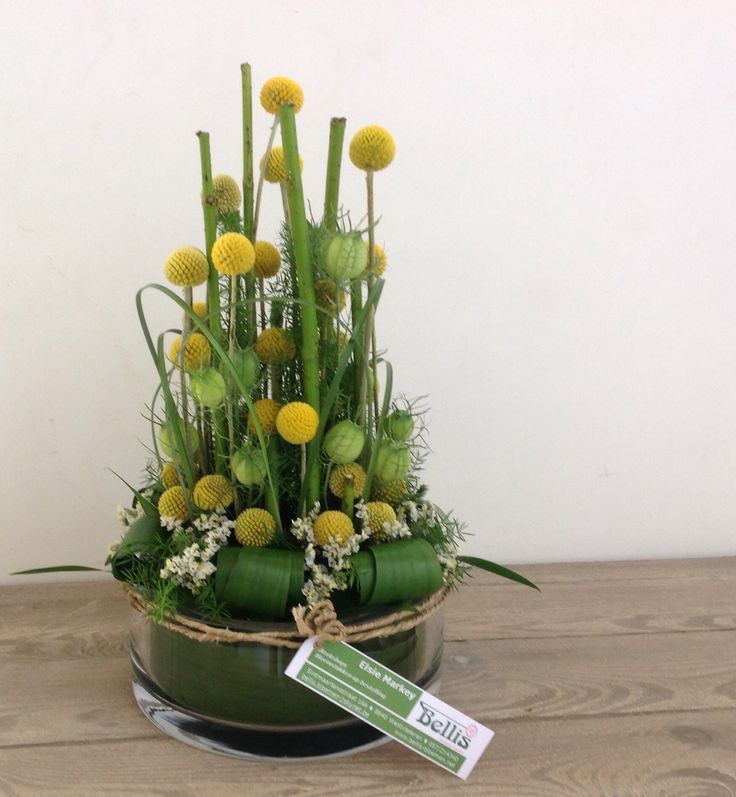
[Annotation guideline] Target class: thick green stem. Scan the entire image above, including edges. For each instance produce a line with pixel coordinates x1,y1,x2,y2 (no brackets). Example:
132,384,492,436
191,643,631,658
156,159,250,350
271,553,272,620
197,131,227,474
351,281,364,419
323,118,346,230
241,64,254,240
342,474,354,521
241,64,256,347
279,104,321,510
358,169,377,446
178,287,194,465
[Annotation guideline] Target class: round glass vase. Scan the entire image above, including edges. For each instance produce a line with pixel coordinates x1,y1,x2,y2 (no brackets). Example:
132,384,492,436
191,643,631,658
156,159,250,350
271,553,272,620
129,601,444,760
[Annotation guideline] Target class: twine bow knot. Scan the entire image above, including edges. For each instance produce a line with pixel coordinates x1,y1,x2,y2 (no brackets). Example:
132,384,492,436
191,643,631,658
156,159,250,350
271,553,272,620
292,600,347,647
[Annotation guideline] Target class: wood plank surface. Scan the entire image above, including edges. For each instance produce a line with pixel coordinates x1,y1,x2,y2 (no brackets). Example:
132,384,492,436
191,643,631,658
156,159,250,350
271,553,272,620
1,558,735,795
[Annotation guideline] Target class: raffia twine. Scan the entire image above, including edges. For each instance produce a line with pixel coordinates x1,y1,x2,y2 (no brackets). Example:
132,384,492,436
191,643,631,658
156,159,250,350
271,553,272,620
124,585,448,649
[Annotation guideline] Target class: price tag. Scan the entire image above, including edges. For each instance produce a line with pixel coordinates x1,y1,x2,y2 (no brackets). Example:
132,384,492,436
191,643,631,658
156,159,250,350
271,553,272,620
286,637,494,779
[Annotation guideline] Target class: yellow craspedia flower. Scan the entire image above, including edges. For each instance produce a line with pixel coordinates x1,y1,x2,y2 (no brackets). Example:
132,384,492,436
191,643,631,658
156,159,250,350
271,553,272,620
254,327,296,365
164,247,209,287
158,485,190,521
235,508,276,547
364,501,397,539
364,242,387,277
261,147,303,183
328,462,366,498
210,174,242,214
247,398,282,436
371,478,408,504
260,76,304,114
276,402,319,445
349,125,395,171
315,279,345,314
254,241,281,279
167,333,211,373
193,474,234,511
211,232,255,276
192,301,207,318
160,461,179,489
313,511,354,547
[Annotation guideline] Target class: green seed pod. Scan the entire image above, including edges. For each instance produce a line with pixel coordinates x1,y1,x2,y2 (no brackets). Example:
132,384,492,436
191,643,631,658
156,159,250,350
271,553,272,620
375,441,410,481
159,419,199,461
323,420,365,464
323,232,368,281
386,411,414,441
231,445,268,485
229,347,261,389
189,367,227,408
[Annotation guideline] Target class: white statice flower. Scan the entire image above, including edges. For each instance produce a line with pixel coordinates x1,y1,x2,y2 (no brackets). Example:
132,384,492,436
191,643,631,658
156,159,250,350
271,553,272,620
302,564,344,606
115,505,141,527
379,519,412,541
290,502,320,544
159,513,233,593
160,515,185,532
106,540,120,558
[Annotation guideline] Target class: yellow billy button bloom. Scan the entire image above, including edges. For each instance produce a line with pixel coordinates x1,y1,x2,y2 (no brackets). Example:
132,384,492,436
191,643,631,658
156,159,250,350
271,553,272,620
167,333,211,373
349,125,395,171
158,486,190,521
261,147,303,184
364,501,397,540
364,242,387,277
313,511,354,547
193,475,234,511
247,398,282,436
164,247,209,287
209,174,241,214
328,462,366,498
259,76,304,114
254,327,296,365
235,508,276,547
276,402,319,445
254,241,281,279
160,461,179,489
211,232,255,276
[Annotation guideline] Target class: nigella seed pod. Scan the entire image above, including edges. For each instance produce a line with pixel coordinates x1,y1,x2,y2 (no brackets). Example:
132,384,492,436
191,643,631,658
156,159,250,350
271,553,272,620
189,367,227,408
323,232,368,281
159,419,199,461
323,420,365,464
386,411,414,441
231,445,268,486
229,348,261,389
375,441,410,481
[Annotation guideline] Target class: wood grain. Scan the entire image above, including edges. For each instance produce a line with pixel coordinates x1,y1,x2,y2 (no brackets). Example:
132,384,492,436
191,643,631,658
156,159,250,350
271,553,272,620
1,558,735,796
0,710,734,796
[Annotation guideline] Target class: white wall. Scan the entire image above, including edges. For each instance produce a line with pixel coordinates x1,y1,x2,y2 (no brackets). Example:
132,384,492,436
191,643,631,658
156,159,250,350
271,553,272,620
2,0,735,582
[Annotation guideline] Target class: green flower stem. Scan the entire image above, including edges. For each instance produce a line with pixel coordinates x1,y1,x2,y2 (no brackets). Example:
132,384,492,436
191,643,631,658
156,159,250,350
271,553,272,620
351,280,364,419
178,287,194,462
358,169,377,443
227,276,238,492
342,474,354,521
241,65,257,347
279,104,321,510
323,117,346,230
252,118,280,243
197,131,227,474
241,64,255,239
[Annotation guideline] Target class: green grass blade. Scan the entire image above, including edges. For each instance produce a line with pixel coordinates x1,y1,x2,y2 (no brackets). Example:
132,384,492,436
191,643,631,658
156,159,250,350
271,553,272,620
458,556,540,591
12,566,105,574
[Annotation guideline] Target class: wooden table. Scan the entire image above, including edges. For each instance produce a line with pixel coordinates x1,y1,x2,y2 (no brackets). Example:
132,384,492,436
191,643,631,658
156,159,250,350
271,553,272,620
1,559,735,795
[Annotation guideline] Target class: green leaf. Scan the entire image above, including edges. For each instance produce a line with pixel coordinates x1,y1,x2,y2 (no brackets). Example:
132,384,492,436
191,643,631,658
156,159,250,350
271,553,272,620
107,469,158,517
458,556,540,591
111,515,163,581
11,565,105,575
214,547,305,618
350,538,443,606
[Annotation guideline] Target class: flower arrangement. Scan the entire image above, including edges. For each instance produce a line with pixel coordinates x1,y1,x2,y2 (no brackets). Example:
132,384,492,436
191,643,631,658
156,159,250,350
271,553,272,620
103,66,536,628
